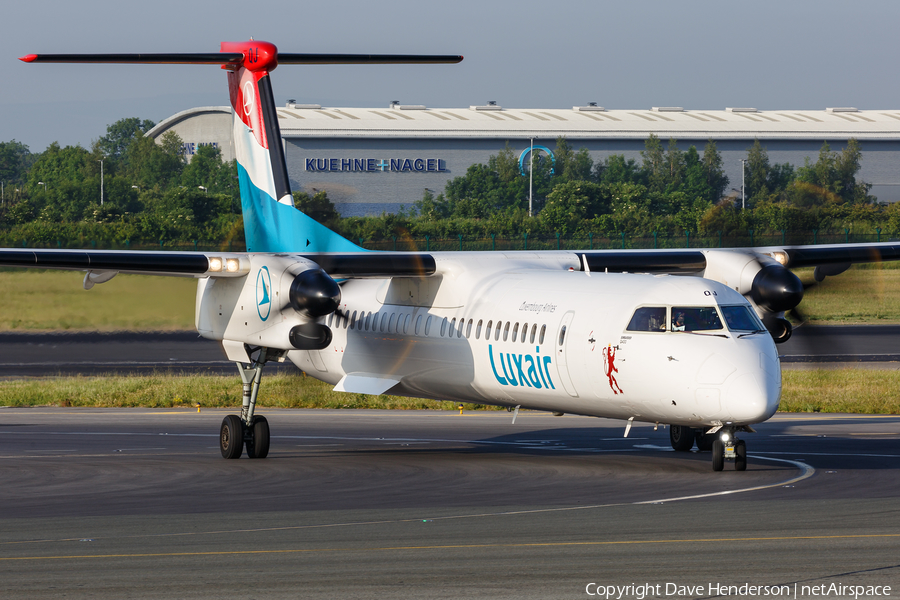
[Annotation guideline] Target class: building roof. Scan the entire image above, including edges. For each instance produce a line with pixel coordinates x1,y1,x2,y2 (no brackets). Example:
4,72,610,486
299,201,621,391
152,105,900,141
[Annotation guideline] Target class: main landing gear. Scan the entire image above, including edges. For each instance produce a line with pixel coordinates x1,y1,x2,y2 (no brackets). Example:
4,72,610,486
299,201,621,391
669,424,749,472
220,346,283,459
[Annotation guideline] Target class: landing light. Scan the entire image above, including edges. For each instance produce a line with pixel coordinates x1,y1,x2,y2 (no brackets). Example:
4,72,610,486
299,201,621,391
209,257,223,272
226,258,240,273
770,251,788,266
721,432,731,442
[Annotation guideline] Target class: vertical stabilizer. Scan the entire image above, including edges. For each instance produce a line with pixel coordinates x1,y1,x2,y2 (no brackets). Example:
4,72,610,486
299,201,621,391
221,41,362,254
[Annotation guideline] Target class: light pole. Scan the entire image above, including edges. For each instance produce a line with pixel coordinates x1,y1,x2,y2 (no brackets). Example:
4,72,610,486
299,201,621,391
198,185,208,194
528,138,534,217
740,159,746,210
98,159,104,206
37,181,47,194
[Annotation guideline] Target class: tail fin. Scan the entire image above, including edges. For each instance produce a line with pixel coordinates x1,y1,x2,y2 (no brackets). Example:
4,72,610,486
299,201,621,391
21,43,462,254
220,41,361,253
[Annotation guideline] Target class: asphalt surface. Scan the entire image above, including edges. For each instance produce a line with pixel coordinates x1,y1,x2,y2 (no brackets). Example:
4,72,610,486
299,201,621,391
0,409,898,599
0,324,899,377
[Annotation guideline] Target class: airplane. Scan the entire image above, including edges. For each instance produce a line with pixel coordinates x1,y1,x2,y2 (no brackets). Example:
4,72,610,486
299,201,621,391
8,40,900,471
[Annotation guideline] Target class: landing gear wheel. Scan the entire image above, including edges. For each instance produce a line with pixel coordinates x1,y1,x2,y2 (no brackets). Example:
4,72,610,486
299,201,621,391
220,415,244,459
695,431,715,452
735,440,747,471
670,425,695,452
246,416,270,459
711,439,724,472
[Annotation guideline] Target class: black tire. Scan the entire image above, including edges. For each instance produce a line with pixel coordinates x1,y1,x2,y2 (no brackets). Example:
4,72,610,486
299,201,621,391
711,439,724,471
246,416,270,459
695,431,715,452
670,425,695,452
220,415,244,459
735,440,747,471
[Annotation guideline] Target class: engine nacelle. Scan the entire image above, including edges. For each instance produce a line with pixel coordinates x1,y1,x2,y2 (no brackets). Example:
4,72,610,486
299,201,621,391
289,268,341,317
703,250,803,314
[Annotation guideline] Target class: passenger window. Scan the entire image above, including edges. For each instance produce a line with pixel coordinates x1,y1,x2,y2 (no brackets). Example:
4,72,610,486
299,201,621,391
458,323,463,338
425,316,433,336
503,322,510,341
380,313,388,332
415,315,422,335
512,322,519,341
626,307,667,332
530,324,537,344
558,325,567,346
476,320,483,339
466,319,473,338
440,317,448,337
350,310,358,329
403,314,411,334
672,307,723,332
521,323,528,343
327,313,334,327
450,318,457,337
495,321,502,341
485,320,492,338
539,324,546,345
389,313,396,333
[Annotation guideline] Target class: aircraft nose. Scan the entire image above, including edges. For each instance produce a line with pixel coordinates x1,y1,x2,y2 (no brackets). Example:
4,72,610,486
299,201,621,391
724,351,781,423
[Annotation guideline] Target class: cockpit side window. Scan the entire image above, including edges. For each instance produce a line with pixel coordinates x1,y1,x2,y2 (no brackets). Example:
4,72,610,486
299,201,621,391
626,307,667,332
672,307,722,332
721,305,764,331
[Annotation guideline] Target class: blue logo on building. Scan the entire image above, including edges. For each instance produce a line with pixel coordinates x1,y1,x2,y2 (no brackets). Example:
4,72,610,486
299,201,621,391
489,344,555,389
518,145,556,177
256,266,272,321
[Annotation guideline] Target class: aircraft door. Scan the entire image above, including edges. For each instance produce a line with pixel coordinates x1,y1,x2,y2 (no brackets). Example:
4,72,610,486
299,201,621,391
554,311,578,397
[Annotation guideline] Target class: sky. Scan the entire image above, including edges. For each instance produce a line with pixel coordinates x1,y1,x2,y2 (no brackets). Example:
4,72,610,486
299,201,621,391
2,0,899,152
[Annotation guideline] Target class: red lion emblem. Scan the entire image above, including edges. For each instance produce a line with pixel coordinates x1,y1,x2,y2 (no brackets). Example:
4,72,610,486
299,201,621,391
603,345,624,395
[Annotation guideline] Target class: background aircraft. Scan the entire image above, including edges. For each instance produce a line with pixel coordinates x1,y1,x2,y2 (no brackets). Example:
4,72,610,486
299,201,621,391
5,41,900,471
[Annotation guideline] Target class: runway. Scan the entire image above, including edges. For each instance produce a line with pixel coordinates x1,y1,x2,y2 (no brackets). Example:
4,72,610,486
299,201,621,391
0,409,898,599
1,324,899,377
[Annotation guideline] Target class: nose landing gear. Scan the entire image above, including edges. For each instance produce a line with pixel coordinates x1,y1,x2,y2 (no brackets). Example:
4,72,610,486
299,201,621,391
711,427,747,472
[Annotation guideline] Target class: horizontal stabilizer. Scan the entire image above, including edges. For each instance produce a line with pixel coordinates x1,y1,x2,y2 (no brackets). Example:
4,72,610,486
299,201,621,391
20,53,244,65
278,53,462,65
334,374,400,395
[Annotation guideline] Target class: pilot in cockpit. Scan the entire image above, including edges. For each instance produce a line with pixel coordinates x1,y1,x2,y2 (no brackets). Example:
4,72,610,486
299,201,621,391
672,311,686,331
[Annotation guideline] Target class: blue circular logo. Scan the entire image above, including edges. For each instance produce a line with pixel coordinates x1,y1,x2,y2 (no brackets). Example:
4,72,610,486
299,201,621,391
518,145,556,176
256,266,272,321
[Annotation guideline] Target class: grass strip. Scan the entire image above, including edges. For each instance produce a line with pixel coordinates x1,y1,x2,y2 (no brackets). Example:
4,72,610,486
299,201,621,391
0,370,898,414
0,373,497,411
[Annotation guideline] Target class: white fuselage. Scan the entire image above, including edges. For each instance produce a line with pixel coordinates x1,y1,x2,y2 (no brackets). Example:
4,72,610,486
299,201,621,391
273,252,782,428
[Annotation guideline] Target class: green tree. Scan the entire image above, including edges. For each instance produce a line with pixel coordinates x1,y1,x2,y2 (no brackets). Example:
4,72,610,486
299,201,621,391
0,140,34,184
701,140,729,203
641,134,666,193
96,118,155,170
744,139,771,204
124,131,184,191
293,189,339,228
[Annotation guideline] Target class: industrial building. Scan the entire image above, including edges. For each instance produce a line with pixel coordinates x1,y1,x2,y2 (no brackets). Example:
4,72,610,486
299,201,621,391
147,103,900,215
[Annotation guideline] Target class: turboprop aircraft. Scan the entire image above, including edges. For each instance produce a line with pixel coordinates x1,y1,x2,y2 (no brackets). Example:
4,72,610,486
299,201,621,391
8,41,900,471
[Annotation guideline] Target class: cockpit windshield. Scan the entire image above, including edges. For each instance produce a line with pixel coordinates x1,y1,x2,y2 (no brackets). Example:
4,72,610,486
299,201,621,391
626,307,667,332
721,305,765,332
671,307,722,332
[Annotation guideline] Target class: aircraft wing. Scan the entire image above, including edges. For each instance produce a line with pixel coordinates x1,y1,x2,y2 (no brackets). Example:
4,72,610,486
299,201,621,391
0,248,436,279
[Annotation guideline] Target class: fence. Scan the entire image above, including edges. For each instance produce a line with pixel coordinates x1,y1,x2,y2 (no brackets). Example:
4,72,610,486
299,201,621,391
4,230,894,252
357,230,893,252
